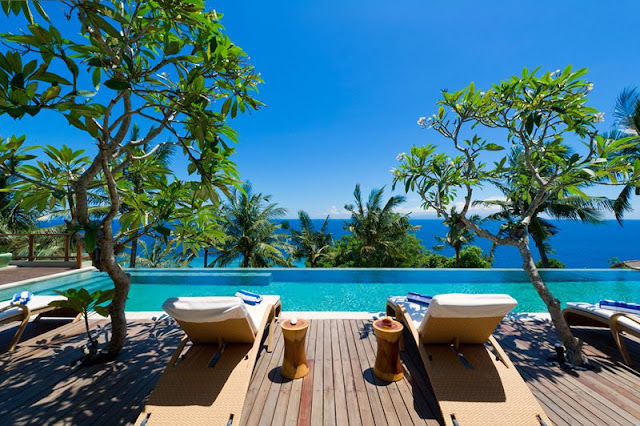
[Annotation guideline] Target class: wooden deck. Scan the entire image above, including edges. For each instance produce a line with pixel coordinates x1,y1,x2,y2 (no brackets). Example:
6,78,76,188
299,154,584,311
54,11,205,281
0,315,639,425
0,266,75,285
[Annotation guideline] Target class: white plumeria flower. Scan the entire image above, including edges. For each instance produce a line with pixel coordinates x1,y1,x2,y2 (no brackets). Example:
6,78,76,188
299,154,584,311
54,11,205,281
594,112,605,123
480,91,485,96
396,152,407,161
417,116,427,126
587,83,594,92
390,167,400,176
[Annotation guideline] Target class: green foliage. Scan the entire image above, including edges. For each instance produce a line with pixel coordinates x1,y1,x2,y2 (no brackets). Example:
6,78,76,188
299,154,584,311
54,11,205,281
283,211,332,268
610,88,640,222
338,185,418,267
127,239,194,268
481,149,614,267
455,246,492,268
395,66,638,225
0,0,263,356
434,207,480,266
50,287,114,349
320,233,428,268
212,183,291,267
536,258,565,269
0,0,262,258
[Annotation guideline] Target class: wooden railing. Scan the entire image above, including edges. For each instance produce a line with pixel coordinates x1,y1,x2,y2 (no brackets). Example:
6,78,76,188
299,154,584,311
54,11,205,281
0,233,90,268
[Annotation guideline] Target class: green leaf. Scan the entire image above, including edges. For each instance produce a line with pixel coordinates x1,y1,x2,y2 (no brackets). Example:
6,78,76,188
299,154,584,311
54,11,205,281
84,227,97,252
32,1,50,22
525,115,534,135
484,143,504,151
64,113,86,130
94,306,110,317
164,41,181,56
75,90,97,98
104,78,131,90
221,97,232,116
92,67,101,89
40,84,61,102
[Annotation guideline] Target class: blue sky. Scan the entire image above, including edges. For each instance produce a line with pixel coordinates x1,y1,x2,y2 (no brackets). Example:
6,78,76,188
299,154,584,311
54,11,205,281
2,0,640,218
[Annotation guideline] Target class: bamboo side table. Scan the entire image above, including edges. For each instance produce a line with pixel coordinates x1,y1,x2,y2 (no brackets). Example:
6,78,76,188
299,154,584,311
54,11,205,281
373,317,404,382
280,318,309,379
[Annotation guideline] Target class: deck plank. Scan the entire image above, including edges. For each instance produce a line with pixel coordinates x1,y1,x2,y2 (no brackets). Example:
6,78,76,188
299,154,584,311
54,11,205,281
310,319,324,425
0,316,639,425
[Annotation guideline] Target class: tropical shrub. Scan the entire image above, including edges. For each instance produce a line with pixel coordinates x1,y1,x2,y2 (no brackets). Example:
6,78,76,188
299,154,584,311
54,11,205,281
536,258,565,269
50,288,114,356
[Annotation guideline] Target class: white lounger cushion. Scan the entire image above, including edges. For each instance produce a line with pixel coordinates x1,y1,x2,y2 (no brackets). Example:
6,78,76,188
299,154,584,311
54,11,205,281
0,295,65,323
419,293,516,335
389,293,517,333
566,302,640,335
425,293,517,319
163,295,281,334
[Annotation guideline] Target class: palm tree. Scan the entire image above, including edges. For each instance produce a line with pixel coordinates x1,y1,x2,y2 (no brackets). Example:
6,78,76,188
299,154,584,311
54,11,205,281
344,184,418,267
611,88,640,220
132,239,194,268
434,207,480,267
0,157,35,233
282,211,332,267
212,183,291,268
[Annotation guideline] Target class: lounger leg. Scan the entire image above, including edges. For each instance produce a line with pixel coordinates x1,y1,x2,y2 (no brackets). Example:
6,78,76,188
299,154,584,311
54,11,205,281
267,308,277,353
386,303,396,318
7,306,31,352
610,314,634,365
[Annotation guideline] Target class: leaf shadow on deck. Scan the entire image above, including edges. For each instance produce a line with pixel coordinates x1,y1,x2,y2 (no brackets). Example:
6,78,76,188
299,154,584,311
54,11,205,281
0,316,183,426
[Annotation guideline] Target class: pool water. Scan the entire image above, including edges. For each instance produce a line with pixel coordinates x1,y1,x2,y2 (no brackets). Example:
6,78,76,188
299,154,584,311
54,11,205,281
2,268,639,312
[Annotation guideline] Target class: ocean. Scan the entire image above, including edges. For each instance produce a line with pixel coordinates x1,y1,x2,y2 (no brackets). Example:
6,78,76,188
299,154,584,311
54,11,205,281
194,219,640,269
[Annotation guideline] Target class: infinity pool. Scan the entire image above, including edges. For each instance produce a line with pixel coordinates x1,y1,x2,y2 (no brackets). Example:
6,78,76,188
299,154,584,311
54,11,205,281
2,268,639,312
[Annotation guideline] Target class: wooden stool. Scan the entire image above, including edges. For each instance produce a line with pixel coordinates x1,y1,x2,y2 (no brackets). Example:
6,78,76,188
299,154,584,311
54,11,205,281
373,317,404,382
280,318,309,379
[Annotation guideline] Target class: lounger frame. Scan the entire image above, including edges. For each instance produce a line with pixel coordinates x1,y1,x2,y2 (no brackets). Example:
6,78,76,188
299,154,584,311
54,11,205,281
137,299,281,426
386,298,549,426
0,304,80,352
563,306,639,365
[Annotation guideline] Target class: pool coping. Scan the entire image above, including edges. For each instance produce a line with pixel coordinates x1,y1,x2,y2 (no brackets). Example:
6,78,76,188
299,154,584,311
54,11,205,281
125,311,552,320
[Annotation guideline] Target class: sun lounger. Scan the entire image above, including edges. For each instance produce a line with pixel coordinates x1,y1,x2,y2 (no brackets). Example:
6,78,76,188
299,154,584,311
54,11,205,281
563,301,640,365
0,294,76,352
387,293,549,426
137,295,281,426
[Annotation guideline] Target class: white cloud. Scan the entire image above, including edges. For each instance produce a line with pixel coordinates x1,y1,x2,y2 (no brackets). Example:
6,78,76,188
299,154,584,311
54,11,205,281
325,205,349,218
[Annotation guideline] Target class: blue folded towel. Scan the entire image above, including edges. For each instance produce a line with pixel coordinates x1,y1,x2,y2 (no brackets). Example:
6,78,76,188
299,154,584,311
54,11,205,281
599,299,640,315
11,291,33,306
407,292,432,305
236,290,263,305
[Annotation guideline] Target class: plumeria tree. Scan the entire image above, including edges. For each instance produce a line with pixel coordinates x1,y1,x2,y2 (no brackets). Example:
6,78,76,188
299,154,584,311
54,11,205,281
394,67,639,365
0,0,261,359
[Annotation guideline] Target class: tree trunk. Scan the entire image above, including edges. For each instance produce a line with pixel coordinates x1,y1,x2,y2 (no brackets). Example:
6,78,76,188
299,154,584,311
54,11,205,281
516,239,586,366
100,234,131,357
454,247,460,267
531,231,549,268
129,237,138,268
